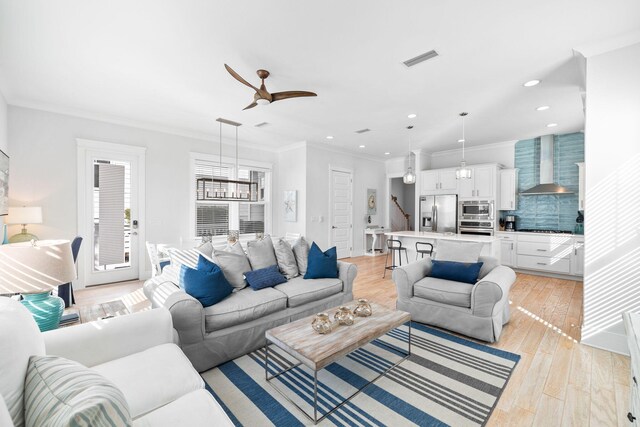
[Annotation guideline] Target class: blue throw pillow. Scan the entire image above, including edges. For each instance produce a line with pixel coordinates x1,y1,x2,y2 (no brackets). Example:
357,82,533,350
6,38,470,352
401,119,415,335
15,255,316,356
179,264,233,307
244,265,287,290
304,242,338,279
430,260,484,284
197,254,218,272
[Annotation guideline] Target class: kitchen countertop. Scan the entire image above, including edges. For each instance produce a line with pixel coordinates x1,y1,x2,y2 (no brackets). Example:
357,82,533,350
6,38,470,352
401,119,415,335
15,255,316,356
385,230,498,243
495,230,582,237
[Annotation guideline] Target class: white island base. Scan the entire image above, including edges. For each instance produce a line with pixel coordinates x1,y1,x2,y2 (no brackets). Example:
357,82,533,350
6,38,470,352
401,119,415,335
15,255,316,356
384,231,500,261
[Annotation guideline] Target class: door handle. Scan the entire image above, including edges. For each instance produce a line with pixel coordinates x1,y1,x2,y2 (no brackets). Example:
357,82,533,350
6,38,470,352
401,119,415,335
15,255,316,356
332,226,337,229
536,249,547,252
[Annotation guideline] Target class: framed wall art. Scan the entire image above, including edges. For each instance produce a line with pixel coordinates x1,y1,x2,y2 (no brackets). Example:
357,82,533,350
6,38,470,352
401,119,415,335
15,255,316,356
367,188,377,215
283,190,297,222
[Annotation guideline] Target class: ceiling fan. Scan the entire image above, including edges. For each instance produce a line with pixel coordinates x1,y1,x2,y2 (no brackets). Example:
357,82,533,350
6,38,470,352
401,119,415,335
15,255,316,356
224,64,317,110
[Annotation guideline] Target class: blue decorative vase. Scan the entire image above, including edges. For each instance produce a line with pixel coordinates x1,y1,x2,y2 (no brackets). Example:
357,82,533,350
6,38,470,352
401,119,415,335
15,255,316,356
21,292,65,332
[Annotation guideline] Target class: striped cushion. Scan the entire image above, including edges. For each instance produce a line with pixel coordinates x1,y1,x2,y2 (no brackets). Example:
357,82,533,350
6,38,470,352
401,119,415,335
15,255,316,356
25,355,132,427
168,248,201,269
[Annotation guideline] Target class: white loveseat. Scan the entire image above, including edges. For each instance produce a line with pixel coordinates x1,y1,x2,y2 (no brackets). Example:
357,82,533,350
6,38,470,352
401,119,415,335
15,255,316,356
0,296,233,427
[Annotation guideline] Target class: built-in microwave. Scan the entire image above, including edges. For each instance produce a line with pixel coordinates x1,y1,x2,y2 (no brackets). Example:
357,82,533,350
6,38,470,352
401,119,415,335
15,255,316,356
459,200,494,221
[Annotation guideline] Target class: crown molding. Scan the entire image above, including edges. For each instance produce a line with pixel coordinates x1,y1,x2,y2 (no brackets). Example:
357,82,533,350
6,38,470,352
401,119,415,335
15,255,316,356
275,140,308,153
7,98,282,154
574,29,640,58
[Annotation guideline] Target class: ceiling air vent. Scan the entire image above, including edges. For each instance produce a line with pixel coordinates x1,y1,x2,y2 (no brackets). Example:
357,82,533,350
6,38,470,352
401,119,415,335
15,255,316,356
355,128,371,134
254,122,269,128
403,50,439,67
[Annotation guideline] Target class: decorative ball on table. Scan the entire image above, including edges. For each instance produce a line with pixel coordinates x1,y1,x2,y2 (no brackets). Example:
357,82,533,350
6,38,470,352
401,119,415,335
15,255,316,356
0,240,76,331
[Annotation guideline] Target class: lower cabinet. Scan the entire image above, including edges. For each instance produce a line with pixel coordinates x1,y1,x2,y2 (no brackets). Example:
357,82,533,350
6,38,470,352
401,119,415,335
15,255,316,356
572,239,585,276
497,234,516,267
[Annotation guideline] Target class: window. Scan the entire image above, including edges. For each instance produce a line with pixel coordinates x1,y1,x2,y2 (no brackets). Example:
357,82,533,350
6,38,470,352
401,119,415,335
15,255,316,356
192,155,271,239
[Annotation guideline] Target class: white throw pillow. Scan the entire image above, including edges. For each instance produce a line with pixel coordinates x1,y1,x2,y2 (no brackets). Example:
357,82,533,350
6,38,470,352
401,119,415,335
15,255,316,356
434,240,483,263
292,237,310,275
273,238,299,279
246,236,278,270
24,355,132,427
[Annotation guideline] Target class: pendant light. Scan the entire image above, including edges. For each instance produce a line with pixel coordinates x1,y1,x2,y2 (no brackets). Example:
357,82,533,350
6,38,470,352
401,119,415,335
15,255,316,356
403,126,416,184
456,112,472,179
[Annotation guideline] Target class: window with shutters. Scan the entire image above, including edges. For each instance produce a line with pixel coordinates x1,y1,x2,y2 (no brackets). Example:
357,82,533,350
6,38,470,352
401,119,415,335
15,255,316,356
191,154,271,239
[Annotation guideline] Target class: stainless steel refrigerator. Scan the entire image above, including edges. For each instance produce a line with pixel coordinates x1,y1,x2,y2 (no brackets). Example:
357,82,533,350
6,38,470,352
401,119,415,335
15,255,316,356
419,194,458,233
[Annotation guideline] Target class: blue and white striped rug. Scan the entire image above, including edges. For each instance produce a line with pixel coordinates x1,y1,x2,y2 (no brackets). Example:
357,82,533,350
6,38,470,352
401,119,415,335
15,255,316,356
203,322,520,426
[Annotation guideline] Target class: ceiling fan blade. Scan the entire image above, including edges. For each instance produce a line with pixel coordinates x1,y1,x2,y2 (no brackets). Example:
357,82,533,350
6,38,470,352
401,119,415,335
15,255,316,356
224,64,259,92
243,101,258,110
271,91,317,102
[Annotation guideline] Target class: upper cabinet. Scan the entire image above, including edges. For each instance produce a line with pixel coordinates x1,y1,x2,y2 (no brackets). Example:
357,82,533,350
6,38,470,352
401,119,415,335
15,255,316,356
458,165,497,199
420,169,458,194
576,162,585,211
499,169,519,210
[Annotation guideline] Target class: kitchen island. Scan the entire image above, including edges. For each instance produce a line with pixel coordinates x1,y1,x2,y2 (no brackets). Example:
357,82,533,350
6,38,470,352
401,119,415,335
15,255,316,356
385,230,500,260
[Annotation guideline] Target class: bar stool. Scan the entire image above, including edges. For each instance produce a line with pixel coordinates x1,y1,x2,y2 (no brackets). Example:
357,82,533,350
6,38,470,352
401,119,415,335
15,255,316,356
383,239,409,278
415,242,434,260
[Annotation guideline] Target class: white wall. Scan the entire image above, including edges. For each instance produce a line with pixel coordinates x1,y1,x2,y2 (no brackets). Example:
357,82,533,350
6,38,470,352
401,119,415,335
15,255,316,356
581,42,640,355
429,141,516,169
7,106,278,275
0,91,7,154
274,144,306,237
305,144,386,257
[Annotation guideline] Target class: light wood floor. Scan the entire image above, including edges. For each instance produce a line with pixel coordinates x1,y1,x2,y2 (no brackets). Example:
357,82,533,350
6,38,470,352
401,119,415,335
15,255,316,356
74,255,629,427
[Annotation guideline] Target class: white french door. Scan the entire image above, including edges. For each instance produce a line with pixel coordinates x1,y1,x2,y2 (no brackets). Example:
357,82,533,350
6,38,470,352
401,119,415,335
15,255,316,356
77,140,146,287
329,168,353,259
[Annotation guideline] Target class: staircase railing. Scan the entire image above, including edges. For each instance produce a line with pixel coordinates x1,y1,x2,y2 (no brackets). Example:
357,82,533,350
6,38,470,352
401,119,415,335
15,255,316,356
391,195,411,230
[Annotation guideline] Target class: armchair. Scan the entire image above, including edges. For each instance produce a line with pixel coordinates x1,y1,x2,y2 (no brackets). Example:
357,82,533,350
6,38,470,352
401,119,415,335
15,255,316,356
392,256,516,342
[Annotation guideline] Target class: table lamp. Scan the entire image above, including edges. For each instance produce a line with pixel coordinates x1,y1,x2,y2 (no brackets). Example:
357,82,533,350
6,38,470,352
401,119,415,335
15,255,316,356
6,206,43,243
0,239,76,331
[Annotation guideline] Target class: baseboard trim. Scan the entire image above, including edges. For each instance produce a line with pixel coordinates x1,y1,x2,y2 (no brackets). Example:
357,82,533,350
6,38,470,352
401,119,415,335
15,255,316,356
582,330,629,356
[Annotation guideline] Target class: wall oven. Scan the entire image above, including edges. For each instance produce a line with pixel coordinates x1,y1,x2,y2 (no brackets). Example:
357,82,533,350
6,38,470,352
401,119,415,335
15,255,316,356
458,220,495,236
459,200,494,221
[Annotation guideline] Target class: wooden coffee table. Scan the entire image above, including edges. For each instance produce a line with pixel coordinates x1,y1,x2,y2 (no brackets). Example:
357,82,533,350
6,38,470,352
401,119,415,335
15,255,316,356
265,302,411,424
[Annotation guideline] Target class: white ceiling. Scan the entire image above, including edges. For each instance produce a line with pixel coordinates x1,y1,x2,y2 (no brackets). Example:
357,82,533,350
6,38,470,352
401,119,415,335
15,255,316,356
1,1,639,157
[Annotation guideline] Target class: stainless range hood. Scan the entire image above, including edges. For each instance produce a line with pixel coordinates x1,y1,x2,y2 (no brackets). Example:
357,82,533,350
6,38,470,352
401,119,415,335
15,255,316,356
520,135,573,195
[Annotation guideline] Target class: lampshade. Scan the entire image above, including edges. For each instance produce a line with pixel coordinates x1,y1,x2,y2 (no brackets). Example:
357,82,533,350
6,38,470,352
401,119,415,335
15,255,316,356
6,206,43,225
0,240,76,294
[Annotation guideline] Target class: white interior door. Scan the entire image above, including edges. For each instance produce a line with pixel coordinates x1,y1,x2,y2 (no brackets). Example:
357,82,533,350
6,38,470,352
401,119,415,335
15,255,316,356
330,169,352,259
77,140,146,287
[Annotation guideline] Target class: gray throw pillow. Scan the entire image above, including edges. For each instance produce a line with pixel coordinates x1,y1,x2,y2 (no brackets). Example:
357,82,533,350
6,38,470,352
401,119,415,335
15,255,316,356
212,249,251,290
225,241,246,256
246,236,277,270
434,240,483,263
273,238,299,279
195,241,214,258
292,237,310,275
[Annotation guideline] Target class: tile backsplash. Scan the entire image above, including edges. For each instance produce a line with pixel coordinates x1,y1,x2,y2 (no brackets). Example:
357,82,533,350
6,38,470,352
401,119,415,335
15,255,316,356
502,132,584,231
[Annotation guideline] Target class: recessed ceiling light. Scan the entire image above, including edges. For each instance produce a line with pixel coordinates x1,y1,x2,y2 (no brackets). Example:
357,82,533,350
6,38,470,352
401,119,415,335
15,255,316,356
408,113,417,119
523,80,540,87
326,135,334,140
458,139,465,143
359,145,366,148
536,105,550,111
546,123,558,128
384,152,391,155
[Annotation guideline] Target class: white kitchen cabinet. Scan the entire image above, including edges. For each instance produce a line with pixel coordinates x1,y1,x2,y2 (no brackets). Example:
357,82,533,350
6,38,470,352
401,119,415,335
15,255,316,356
497,233,517,267
576,162,585,211
439,169,459,192
421,170,439,193
499,169,519,210
458,165,497,199
420,169,458,194
515,233,574,275
572,238,585,276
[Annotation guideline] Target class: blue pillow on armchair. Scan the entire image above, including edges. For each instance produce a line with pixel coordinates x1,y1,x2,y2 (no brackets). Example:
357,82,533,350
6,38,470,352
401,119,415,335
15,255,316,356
179,257,233,307
244,265,287,290
304,242,338,279
430,260,484,284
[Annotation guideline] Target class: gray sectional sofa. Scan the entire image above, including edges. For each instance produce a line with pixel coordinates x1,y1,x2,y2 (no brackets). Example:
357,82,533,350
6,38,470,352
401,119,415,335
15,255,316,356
143,240,357,372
